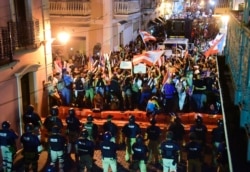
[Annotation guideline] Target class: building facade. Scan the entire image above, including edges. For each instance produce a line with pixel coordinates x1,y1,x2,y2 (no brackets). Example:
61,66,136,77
0,0,52,144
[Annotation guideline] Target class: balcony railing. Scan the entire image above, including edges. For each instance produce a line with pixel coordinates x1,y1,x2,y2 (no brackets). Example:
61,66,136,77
8,20,40,49
114,1,140,15
215,0,230,8
49,1,91,16
141,1,157,9
0,20,40,66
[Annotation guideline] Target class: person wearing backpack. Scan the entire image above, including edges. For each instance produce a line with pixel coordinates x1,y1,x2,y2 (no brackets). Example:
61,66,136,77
74,72,85,108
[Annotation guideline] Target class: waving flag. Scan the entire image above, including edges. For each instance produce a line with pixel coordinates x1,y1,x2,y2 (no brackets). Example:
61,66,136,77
139,30,157,44
132,50,164,66
204,33,224,58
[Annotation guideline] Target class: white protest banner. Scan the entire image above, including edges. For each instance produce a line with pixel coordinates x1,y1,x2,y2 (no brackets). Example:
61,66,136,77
120,61,132,69
133,63,146,74
164,50,172,58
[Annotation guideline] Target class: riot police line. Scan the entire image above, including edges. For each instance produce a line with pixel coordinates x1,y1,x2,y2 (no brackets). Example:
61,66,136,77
0,104,228,172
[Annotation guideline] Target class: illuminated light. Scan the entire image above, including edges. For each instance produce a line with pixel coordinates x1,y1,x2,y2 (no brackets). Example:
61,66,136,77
209,0,215,6
221,15,230,23
200,0,205,6
57,31,70,44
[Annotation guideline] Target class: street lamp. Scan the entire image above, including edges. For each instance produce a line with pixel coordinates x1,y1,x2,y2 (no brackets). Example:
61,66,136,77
57,31,70,45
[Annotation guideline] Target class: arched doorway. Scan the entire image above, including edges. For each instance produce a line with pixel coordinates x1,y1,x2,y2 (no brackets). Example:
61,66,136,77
15,64,41,135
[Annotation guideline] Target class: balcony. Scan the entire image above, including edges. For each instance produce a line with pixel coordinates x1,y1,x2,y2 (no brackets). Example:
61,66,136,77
214,0,230,14
8,20,40,50
0,20,39,67
49,1,91,16
114,0,140,15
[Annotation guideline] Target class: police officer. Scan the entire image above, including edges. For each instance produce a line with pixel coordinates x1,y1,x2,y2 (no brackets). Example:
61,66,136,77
212,119,225,165
0,121,18,172
65,108,81,156
160,131,180,172
75,129,95,172
23,104,43,140
168,116,185,146
131,134,148,172
212,119,225,149
20,123,42,172
190,115,207,145
184,132,203,172
100,131,118,172
44,164,56,172
122,114,141,162
82,114,98,142
48,125,67,172
216,138,229,172
102,114,118,143
145,117,161,165
43,106,64,135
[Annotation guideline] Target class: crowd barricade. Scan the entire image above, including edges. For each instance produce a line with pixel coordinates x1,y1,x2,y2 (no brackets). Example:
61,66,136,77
81,108,102,119
56,107,222,132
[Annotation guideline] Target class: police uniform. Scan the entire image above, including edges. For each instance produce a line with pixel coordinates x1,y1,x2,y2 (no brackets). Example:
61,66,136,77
0,121,18,172
216,141,229,172
102,115,118,143
100,132,118,172
48,126,67,172
160,131,180,172
131,135,148,172
190,116,207,145
122,115,141,162
184,132,203,172
212,119,225,149
83,114,98,142
146,118,161,164
65,108,81,155
20,123,42,172
23,104,43,140
43,106,63,135
76,129,95,172
168,116,185,146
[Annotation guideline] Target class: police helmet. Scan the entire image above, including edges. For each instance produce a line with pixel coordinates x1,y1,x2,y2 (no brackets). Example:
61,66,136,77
45,164,56,172
217,119,223,127
87,114,93,122
26,104,34,114
68,108,75,117
136,134,144,143
2,121,10,130
149,118,156,125
25,123,34,132
81,129,89,138
166,131,173,140
189,132,197,140
174,116,181,123
51,106,59,116
103,131,112,141
195,116,203,125
51,125,60,134
129,114,135,123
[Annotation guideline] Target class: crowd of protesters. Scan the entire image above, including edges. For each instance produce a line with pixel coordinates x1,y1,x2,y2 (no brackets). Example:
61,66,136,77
46,34,221,116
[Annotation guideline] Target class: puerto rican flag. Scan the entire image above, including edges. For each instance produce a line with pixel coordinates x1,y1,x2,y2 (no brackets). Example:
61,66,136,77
139,30,157,43
132,50,165,66
204,33,224,58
